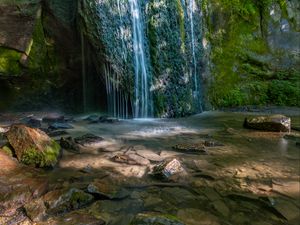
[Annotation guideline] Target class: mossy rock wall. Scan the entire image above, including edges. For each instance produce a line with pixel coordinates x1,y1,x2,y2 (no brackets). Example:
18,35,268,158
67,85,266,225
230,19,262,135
80,0,205,117
204,0,300,108
0,0,83,112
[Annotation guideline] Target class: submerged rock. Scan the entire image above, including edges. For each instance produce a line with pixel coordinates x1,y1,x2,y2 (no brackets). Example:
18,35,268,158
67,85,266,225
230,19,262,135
243,115,291,132
152,159,185,179
60,137,81,153
48,122,73,130
173,143,207,154
74,134,104,148
6,124,60,167
44,188,94,215
131,212,184,225
87,180,129,200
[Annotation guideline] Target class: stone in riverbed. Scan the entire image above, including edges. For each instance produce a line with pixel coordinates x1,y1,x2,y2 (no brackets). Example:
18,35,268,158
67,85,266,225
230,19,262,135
243,115,291,132
173,143,207,154
131,212,184,225
152,159,185,179
87,180,129,200
20,116,42,128
44,188,94,215
24,198,47,222
74,134,104,148
6,124,60,167
48,122,73,130
60,137,81,153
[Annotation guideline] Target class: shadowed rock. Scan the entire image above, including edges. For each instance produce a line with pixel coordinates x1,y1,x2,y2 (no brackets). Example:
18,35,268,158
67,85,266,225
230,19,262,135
243,115,291,132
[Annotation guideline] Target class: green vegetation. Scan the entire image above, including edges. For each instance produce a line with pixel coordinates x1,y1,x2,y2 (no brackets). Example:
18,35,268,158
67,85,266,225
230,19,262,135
0,48,22,75
206,0,299,108
0,145,14,157
21,141,60,167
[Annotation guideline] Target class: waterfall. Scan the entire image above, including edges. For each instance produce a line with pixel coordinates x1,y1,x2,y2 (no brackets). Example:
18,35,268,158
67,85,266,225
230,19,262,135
117,0,127,62
129,0,152,118
188,0,202,112
81,30,87,112
104,64,129,119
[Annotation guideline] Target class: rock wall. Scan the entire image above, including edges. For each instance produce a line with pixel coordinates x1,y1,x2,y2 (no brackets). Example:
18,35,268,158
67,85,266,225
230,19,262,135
0,0,84,112
79,0,205,117
204,0,300,108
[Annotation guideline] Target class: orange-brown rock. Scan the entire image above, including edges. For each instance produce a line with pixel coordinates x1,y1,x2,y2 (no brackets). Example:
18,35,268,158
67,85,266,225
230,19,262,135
6,124,60,167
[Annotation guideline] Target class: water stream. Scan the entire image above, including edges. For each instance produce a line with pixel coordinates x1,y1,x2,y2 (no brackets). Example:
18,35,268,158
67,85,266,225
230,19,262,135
188,0,202,112
129,0,152,118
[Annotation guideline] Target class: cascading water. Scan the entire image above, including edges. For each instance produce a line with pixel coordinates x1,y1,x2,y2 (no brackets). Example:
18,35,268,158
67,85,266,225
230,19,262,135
188,0,203,112
129,0,152,118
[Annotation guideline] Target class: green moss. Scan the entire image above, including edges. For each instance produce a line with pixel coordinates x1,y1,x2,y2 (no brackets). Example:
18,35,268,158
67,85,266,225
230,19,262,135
0,47,22,75
21,140,60,167
176,0,185,52
1,145,14,157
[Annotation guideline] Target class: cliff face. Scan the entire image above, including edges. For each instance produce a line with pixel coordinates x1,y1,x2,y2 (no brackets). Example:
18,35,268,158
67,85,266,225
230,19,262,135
0,0,83,112
0,0,299,114
204,0,300,108
79,0,205,117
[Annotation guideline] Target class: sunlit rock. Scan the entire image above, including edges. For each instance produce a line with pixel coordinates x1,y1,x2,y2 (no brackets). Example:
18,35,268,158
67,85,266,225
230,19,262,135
6,124,60,167
152,159,185,179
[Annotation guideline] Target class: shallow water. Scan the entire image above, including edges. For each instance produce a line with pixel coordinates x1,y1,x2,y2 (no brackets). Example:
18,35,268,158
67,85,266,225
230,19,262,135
0,111,299,225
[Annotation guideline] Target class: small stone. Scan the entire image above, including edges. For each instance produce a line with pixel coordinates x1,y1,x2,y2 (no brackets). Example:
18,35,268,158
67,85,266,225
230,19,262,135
173,143,207,154
152,159,185,179
60,137,81,153
24,198,46,222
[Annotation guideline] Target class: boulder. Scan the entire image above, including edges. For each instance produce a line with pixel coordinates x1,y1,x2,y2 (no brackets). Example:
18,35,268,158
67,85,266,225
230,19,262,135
243,115,291,132
152,159,185,179
6,124,60,167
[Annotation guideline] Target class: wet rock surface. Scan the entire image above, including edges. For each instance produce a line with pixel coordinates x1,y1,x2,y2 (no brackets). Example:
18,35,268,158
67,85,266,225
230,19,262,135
6,124,60,167
244,115,291,132
0,111,299,224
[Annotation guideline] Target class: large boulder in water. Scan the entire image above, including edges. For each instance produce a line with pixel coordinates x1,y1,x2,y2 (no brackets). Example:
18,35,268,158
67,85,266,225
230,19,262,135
6,124,60,167
243,115,291,132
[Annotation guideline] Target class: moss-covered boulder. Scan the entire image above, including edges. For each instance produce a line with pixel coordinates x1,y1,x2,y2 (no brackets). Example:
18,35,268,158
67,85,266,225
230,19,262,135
6,124,60,167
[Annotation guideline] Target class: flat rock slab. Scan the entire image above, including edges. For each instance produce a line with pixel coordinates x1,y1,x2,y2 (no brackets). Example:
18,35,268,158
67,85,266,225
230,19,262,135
136,149,163,162
111,153,150,166
173,143,207,154
244,115,291,132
